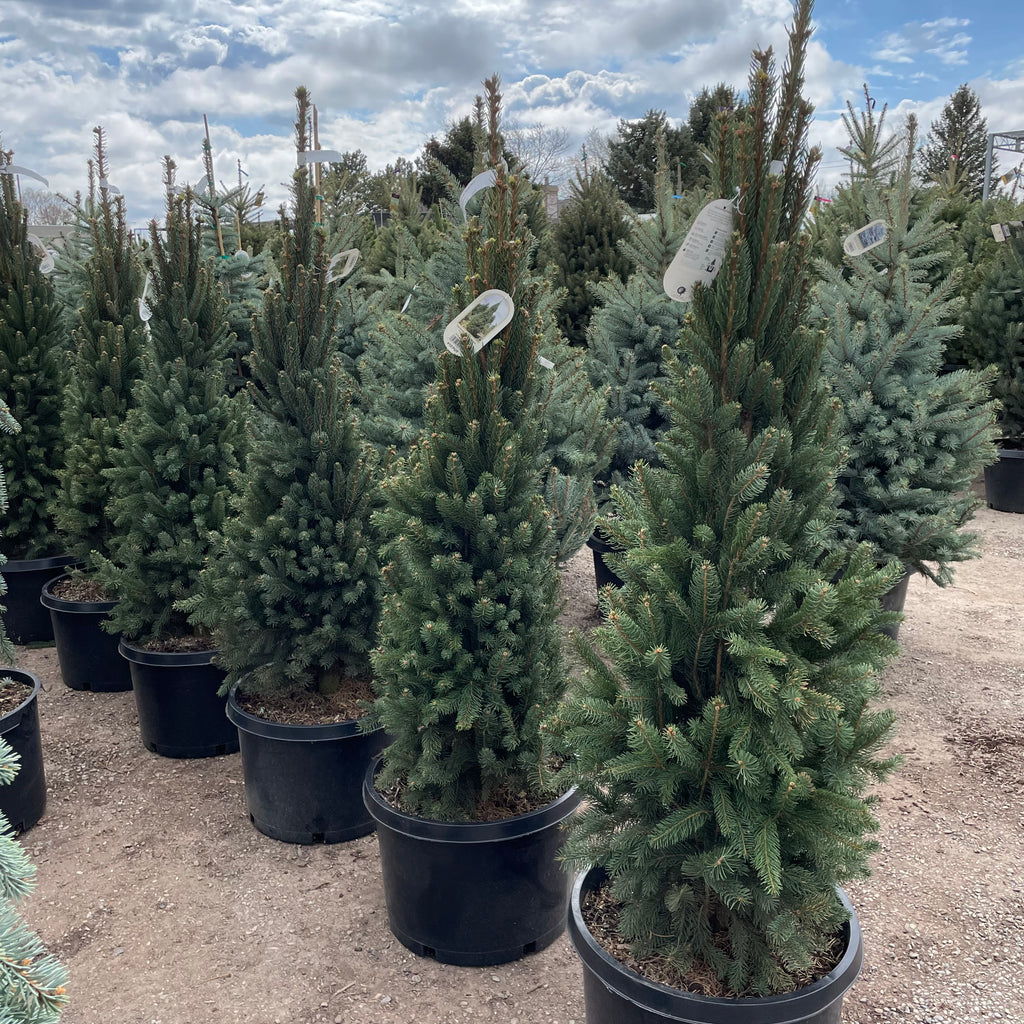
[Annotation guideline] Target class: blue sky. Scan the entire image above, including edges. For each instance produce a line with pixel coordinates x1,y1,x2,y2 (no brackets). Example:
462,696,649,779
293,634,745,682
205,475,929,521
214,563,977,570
1,1,1020,224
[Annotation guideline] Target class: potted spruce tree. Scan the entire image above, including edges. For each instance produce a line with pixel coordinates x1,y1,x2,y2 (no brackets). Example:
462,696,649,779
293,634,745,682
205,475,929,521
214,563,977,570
0,147,72,644
185,87,385,843
0,399,47,836
813,107,999,632
957,232,1024,512
556,5,902,1021
41,129,147,691
94,175,245,758
0,735,68,1020
362,76,579,967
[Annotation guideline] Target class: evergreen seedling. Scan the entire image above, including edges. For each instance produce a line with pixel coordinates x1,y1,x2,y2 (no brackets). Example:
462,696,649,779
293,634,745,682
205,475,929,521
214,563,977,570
96,178,244,643
371,76,566,820
186,87,380,699
0,146,67,559
558,1,901,996
814,110,999,584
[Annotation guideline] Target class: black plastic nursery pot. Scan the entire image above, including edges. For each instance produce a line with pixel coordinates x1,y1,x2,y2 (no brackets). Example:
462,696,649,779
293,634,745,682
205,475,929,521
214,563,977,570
2,554,79,645
40,576,132,692
586,532,623,594
984,446,1024,514
878,569,910,643
363,761,581,966
227,684,388,844
568,867,863,1024
0,670,46,834
118,640,238,759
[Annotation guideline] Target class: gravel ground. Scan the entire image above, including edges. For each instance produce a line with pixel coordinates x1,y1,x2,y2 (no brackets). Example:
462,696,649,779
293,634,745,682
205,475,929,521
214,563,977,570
8,501,1024,1023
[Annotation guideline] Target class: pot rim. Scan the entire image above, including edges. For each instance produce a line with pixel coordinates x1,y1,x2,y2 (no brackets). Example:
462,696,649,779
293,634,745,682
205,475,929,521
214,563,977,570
0,669,41,732
226,680,379,743
2,553,80,574
993,443,1024,459
568,865,863,1023
118,638,219,668
363,757,580,844
40,573,118,614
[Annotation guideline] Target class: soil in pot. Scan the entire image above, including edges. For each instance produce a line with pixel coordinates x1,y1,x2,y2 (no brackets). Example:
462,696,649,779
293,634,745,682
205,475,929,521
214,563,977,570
2,554,79,644
0,671,46,834
364,762,580,967
118,640,238,758
568,866,863,1024
40,574,132,692
228,681,388,844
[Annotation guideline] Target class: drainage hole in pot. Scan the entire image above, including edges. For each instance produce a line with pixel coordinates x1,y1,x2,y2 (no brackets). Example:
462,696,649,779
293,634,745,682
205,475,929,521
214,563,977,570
422,946,436,958
311,832,325,843
522,941,537,955
214,744,227,754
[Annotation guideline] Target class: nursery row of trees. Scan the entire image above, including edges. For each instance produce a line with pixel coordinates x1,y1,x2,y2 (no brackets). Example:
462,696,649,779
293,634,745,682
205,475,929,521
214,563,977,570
0,10,1018,1013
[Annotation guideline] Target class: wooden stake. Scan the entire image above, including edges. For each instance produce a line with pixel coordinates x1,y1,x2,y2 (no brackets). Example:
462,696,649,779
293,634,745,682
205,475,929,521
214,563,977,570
203,114,226,256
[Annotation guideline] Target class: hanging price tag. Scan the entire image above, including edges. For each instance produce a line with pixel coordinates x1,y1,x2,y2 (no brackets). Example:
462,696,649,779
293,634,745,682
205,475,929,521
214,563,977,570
298,150,343,165
663,198,735,302
26,234,54,275
459,169,496,220
325,248,359,284
137,274,153,323
843,219,887,256
443,289,514,356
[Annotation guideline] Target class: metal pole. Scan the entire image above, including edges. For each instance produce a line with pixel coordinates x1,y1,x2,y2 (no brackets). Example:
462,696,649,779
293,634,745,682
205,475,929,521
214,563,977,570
983,132,994,202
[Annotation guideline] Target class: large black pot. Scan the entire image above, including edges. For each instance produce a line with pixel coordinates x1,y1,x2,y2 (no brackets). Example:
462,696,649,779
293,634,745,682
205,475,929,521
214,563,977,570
568,866,863,1024
40,576,132,692
984,446,1024,514
364,762,580,966
227,684,388,844
2,554,78,644
878,569,910,642
118,640,238,759
586,532,623,595
0,669,46,834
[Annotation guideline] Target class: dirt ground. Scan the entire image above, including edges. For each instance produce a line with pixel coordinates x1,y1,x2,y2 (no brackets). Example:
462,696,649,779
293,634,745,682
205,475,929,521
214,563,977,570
11,501,1024,1024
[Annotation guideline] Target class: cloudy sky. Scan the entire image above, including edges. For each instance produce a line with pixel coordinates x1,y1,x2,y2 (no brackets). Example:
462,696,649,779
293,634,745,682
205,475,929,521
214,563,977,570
1,0,1021,225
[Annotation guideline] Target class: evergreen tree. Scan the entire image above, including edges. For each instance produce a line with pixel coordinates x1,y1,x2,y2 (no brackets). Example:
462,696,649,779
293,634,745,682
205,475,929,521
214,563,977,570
919,84,990,201
96,183,245,643
557,1,901,997
814,113,999,585
688,83,743,150
53,128,148,571
185,86,380,699
548,170,631,346
0,400,19,665
958,235,1024,442
370,76,566,821
0,736,68,1023
585,153,692,505
356,170,614,561
0,146,67,559
605,110,700,211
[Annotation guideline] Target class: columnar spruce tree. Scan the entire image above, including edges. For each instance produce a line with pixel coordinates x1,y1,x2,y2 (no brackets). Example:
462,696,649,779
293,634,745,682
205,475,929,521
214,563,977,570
186,87,380,700
558,0,901,997
0,148,67,558
53,128,148,574
370,77,566,820
814,111,999,584
96,182,244,643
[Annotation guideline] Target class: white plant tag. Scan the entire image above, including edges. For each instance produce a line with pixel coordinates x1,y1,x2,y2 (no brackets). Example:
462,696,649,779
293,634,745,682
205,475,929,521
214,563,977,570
26,235,54,274
325,248,359,284
138,274,153,323
459,169,496,220
769,159,786,175
991,223,1011,243
98,177,120,195
537,355,554,370
843,219,887,256
298,149,342,165
444,289,514,356
0,163,49,186
663,198,735,302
